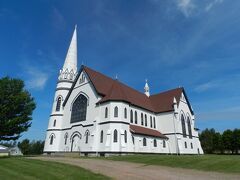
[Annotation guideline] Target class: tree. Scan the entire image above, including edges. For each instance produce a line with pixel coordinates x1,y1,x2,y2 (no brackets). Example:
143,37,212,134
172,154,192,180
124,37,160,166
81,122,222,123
18,139,30,155
0,77,36,141
213,132,223,154
199,128,216,154
233,129,240,154
18,139,44,155
222,129,234,154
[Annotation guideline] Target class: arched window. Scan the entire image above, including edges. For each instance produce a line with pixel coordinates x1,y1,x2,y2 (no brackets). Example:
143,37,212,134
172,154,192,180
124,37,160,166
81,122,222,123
145,114,147,127
153,117,156,128
181,114,187,137
56,97,61,112
114,106,118,117
143,137,147,146
124,130,127,143
185,141,187,148
53,120,56,127
163,140,166,148
70,94,88,123
141,113,144,125
154,139,157,147
64,133,68,145
191,142,193,149
50,135,54,145
113,129,118,142
130,110,133,123
132,136,135,144
187,117,192,139
124,108,127,119
105,107,108,118
100,130,103,143
135,111,138,124
150,116,152,128
85,131,89,144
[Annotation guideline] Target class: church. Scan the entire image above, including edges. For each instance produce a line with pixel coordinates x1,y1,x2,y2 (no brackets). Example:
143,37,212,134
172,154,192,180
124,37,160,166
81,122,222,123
43,27,203,156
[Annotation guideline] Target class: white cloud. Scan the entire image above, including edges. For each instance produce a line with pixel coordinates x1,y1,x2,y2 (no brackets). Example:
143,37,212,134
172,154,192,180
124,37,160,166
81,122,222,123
194,74,240,93
205,0,223,12
194,81,218,92
25,66,49,90
177,0,195,17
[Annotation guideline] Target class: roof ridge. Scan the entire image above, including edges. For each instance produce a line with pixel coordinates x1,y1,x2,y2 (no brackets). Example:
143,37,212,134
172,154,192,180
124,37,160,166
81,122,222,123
84,66,147,96
150,87,183,97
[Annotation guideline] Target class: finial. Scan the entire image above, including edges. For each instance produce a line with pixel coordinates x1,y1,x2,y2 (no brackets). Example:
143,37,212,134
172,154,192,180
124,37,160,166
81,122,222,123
144,78,150,97
115,74,118,80
75,24,77,29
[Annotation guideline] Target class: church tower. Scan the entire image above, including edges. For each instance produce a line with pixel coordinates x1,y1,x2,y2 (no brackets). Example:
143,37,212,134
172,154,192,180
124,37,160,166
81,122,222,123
44,26,78,152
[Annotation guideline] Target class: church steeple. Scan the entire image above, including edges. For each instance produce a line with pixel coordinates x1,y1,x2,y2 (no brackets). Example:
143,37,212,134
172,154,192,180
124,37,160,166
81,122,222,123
59,25,78,81
144,79,150,97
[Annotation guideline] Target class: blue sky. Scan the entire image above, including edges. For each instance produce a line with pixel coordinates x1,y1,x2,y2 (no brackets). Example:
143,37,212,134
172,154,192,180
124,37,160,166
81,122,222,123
0,0,239,141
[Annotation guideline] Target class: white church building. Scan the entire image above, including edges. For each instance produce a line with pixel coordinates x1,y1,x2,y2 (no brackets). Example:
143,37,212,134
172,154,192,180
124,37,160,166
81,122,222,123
44,27,203,156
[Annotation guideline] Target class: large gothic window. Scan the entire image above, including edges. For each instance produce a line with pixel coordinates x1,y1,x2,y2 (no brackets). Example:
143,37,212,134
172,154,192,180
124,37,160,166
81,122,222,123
113,129,118,142
181,114,187,137
70,94,87,123
56,97,62,112
114,106,118,117
187,117,192,139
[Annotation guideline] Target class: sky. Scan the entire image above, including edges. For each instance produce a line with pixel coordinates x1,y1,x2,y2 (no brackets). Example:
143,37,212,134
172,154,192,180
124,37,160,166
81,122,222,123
0,0,239,141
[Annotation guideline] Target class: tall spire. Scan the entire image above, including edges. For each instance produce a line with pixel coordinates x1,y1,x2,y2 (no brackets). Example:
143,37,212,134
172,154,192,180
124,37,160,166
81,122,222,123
144,79,150,97
59,25,78,81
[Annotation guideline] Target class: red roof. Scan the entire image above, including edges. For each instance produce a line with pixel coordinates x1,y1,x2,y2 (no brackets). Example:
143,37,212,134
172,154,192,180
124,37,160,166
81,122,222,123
130,125,168,139
83,66,185,113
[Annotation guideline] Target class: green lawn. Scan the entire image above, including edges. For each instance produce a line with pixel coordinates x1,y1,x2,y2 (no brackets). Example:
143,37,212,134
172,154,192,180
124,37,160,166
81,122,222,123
103,154,240,174
0,157,110,180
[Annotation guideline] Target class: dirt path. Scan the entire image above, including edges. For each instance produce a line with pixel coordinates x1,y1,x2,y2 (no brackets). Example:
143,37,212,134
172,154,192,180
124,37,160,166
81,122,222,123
29,156,240,180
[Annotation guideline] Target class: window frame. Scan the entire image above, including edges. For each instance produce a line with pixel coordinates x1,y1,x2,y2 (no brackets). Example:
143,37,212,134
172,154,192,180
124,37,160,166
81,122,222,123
70,94,88,123
105,107,108,118
143,137,147,146
56,97,62,112
135,111,138,124
113,129,118,143
100,130,104,143
114,106,118,118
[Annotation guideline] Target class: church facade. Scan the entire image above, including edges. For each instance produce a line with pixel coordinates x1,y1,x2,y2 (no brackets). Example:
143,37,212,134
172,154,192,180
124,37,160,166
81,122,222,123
44,27,203,156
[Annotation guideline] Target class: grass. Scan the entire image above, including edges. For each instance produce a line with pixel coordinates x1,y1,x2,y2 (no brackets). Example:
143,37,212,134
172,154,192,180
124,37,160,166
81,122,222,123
0,157,110,180
102,154,240,174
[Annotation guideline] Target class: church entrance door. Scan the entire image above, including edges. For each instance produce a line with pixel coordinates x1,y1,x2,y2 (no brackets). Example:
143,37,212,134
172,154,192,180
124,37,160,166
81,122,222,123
71,134,81,152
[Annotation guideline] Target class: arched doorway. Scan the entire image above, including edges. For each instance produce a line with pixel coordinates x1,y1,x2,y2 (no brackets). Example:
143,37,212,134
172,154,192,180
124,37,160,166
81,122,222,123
71,133,81,152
